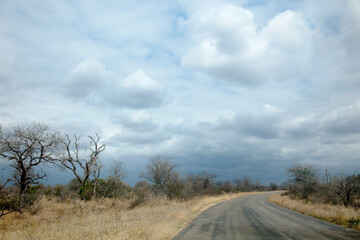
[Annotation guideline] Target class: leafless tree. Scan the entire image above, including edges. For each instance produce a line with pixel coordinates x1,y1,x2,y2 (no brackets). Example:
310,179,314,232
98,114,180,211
335,171,360,206
186,171,217,194
234,176,252,192
111,160,126,180
140,155,176,193
60,134,105,186
59,134,105,188
0,122,62,208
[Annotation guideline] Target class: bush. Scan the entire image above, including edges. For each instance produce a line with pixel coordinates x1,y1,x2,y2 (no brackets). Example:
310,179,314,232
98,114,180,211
23,185,44,206
96,177,131,199
287,164,319,199
78,182,93,201
130,181,153,209
165,173,185,200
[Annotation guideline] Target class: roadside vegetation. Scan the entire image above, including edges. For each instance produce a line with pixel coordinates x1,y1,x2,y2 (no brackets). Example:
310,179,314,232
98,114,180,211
0,122,278,239
269,164,360,231
1,191,267,240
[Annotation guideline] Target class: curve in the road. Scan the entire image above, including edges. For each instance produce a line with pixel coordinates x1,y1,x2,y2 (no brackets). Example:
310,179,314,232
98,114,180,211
173,193,360,240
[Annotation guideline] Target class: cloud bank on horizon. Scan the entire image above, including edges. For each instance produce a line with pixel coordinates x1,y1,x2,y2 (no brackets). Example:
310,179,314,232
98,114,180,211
0,0,360,185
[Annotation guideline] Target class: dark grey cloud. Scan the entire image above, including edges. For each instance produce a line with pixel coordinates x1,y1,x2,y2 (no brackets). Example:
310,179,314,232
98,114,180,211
153,119,289,184
213,107,283,139
212,101,360,142
235,114,281,139
160,105,360,184
145,102,359,184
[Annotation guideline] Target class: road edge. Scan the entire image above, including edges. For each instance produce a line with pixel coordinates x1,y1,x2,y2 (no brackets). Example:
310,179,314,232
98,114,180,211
267,193,360,233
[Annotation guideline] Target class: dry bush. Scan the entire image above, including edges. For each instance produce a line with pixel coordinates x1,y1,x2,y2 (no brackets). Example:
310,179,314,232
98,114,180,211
0,192,264,239
268,193,360,231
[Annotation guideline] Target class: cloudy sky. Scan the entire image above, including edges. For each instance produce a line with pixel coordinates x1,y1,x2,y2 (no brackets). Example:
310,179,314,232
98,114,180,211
1,0,360,185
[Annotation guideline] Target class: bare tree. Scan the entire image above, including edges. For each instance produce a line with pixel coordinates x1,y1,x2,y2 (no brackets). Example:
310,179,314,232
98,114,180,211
140,155,176,193
186,171,217,195
233,176,252,192
0,122,62,208
111,160,126,180
59,134,105,189
335,172,360,206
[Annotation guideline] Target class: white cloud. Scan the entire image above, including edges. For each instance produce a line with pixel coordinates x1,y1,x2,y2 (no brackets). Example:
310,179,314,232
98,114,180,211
66,58,108,97
122,70,163,92
263,104,284,114
64,59,166,109
70,58,107,81
262,10,310,50
181,4,312,84
108,70,165,109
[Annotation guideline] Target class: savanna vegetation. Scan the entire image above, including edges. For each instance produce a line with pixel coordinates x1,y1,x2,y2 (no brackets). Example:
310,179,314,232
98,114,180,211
269,164,360,230
0,122,278,239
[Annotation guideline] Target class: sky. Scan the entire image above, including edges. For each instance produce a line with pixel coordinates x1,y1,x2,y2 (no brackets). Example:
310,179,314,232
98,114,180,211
1,0,360,185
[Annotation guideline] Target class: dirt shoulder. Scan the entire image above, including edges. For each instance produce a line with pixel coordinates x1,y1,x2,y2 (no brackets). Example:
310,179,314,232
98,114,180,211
268,193,360,231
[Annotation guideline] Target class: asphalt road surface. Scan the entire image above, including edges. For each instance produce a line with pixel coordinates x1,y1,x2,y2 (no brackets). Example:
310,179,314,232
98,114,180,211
173,193,360,240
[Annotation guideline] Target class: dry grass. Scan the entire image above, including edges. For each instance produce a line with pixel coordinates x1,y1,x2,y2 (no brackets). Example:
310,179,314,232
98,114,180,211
268,193,360,231
1,192,263,240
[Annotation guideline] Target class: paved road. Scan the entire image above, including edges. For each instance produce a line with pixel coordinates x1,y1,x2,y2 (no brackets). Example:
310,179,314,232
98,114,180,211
173,193,360,240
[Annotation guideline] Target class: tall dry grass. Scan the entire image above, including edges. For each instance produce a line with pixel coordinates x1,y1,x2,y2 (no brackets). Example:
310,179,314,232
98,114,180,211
268,193,360,231
1,192,263,240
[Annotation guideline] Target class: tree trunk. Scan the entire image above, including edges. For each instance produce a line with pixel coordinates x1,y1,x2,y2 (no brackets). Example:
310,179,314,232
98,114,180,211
93,180,97,199
20,172,27,195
